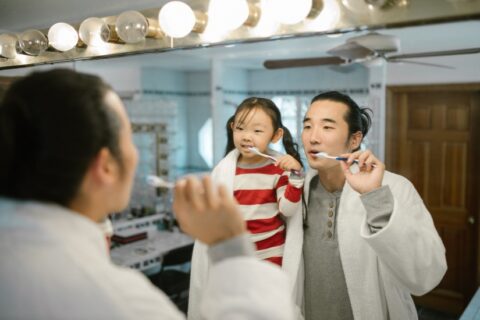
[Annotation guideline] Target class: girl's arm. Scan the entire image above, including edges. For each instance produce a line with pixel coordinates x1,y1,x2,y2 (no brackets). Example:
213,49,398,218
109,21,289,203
276,171,304,217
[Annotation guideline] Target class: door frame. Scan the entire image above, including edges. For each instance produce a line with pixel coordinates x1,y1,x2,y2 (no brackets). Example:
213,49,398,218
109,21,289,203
386,83,480,312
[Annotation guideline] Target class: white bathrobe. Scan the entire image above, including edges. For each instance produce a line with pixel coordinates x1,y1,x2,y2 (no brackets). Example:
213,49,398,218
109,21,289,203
188,149,304,320
299,168,447,320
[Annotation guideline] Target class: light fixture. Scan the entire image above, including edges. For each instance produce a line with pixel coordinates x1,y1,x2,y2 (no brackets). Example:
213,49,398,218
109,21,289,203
364,0,409,9
0,34,20,59
341,0,375,13
115,11,149,43
79,17,111,46
207,0,260,32
159,1,207,38
48,23,79,52
268,0,323,25
19,29,48,56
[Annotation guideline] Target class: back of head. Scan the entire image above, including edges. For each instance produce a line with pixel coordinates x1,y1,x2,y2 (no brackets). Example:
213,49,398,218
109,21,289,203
0,69,122,206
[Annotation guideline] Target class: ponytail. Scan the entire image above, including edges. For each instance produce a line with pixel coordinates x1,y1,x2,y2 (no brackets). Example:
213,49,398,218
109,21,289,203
224,115,235,156
281,126,303,168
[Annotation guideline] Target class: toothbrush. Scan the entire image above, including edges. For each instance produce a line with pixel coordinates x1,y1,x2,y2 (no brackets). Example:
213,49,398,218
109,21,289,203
315,152,376,167
146,175,175,189
248,147,303,175
248,147,278,162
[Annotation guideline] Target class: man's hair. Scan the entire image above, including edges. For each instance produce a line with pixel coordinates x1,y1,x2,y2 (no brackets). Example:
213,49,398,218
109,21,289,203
0,69,123,206
310,91,372,151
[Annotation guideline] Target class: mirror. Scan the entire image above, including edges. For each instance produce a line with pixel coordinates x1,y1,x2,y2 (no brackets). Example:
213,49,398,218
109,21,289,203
1,19,479,179
1,3,480,316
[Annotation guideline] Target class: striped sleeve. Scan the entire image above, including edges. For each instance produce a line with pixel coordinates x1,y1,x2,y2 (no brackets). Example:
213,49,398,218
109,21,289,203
276,171,304,218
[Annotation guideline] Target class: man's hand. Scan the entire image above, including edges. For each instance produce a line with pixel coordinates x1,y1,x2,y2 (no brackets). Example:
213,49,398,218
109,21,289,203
173,175,246,245
340,150,385,194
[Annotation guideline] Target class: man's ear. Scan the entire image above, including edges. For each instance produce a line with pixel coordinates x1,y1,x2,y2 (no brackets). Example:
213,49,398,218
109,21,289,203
88,148,118,185
272,128,284,143
349,131,363,151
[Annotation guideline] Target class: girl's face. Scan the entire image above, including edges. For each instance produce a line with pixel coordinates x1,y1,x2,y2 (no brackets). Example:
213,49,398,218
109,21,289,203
231,107,283,164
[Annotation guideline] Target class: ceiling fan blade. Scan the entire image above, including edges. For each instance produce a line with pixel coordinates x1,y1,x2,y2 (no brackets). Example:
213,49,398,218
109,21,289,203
388,47,480,60
263,56,345,69
327,42,375,60
389,59,455,69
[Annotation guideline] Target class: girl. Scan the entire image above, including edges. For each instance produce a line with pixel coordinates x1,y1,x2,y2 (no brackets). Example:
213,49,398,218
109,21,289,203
188,97,305,320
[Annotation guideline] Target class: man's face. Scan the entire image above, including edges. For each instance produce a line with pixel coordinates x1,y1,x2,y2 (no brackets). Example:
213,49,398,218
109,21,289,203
301,99,360,171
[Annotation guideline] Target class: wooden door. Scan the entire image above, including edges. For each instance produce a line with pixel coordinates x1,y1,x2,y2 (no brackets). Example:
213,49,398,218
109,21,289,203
386,84,480,315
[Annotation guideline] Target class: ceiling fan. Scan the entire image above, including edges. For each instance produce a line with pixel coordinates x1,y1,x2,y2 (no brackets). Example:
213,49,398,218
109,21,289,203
263,32,480,70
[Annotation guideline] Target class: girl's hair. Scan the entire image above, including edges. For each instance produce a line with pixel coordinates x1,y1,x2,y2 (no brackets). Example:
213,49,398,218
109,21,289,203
225,97,302,166
0,68,123,206
310,91,372,152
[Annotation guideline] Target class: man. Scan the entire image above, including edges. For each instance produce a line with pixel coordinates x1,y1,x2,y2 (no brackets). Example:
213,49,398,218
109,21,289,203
297,91,447,320
0,69,294,320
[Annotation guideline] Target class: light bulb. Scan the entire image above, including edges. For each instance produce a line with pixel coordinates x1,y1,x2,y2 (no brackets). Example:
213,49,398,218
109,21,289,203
341,0,375,13
19,29,48,56
267,0,313,25
48,23,79,52
115,10,148,43
0,33,20,59
79,17,110,46
208,0,249,32
159,1,196,38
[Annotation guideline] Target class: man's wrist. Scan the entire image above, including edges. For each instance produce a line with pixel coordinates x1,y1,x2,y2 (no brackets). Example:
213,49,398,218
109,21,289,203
208,233,255,264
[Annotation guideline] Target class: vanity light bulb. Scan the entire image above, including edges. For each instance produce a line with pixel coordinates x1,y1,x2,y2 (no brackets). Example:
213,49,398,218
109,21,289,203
268,0,313,25
159,1,196,38
208,0,249,31
79,17,110,46
115,10,149,43
0,33,20,59
341,0,375,13
19,29,48,56
48,23,79,52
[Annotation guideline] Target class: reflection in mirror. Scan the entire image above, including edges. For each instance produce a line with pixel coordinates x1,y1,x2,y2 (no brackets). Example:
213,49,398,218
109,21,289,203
0,17,480,317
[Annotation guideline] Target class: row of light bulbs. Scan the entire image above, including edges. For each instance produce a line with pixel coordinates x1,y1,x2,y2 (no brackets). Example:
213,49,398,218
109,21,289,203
0,0,326,59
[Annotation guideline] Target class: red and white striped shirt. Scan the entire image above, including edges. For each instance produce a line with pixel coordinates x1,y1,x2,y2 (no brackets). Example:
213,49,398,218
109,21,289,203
234,162,303,266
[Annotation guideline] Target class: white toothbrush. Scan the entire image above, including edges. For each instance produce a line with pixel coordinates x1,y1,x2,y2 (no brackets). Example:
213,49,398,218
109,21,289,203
146,175,175,189
248,147,278,162
248,147,303,175
315,152,376,167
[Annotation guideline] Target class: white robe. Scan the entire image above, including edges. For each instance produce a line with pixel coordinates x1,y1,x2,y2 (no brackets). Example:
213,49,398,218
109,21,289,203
189,149,304,320
0,198,295,320
299,168,447,320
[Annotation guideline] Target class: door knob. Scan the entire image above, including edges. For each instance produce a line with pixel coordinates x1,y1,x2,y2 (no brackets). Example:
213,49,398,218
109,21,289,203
468,216,475,225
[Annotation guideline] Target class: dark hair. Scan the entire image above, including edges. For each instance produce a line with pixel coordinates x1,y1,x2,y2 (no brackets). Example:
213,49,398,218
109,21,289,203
310,91,372,152
0,68,123,206
225,97,302,166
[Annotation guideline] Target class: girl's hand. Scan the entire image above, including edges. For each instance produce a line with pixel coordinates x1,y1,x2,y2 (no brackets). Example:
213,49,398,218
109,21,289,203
339,150,385,194
275,154,302,172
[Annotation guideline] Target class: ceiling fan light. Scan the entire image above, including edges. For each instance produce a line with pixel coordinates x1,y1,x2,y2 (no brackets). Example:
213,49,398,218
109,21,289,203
48,23,79,52
159,1,196,38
